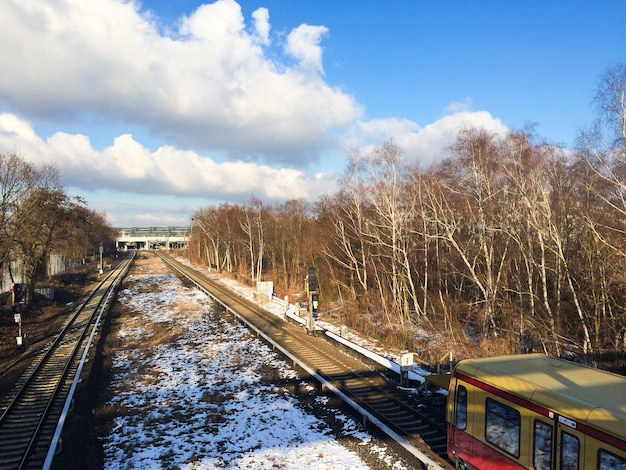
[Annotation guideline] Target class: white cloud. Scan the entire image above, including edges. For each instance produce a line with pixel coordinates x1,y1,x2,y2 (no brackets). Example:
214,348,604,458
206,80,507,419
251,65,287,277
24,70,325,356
285,24,329,76
252,7,270,45
0,113,41,146
0,113,336,203
347,111,509,167
0,0,360,166
179,0,245,43
0,109,508,226
446,97,473,114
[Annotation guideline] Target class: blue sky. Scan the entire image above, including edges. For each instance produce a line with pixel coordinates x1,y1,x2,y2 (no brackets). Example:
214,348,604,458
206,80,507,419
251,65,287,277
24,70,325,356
0,0,624,227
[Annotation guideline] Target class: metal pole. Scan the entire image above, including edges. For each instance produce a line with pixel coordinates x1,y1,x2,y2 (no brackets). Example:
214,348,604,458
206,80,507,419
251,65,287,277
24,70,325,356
99,243,104,275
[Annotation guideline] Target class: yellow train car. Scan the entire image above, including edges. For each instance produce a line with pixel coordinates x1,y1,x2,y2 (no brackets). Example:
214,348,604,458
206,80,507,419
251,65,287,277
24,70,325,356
446,354,626,469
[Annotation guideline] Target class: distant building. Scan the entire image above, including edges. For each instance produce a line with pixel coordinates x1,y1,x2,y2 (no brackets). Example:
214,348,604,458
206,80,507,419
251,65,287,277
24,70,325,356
115,226,190,250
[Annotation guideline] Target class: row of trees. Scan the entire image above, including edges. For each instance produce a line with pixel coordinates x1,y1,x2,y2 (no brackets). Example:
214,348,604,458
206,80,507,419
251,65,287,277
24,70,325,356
188,63,626,358
0,152,114,302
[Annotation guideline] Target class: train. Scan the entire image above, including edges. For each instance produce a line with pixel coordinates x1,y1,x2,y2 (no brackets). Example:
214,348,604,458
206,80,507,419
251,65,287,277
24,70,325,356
445,353,626,470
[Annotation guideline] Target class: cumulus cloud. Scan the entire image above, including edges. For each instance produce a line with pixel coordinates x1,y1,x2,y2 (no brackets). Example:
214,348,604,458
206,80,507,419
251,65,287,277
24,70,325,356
0,106,508,226
0,113,337,203
252,7,270,45
0,0,360,166
1,106,509,201
285,24,329,75
344,111,509,167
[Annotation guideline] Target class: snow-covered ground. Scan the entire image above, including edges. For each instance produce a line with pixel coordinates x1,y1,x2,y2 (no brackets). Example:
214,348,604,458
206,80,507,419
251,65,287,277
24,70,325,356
188,258,442,387
102,256,412,469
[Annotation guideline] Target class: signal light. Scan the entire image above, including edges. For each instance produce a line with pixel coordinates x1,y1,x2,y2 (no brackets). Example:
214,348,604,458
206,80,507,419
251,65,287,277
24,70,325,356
307,267,317,292
12,283,26,305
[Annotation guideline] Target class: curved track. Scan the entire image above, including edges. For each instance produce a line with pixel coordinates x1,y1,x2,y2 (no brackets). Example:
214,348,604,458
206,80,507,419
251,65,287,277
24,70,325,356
0,254,134,470
157,252,452,470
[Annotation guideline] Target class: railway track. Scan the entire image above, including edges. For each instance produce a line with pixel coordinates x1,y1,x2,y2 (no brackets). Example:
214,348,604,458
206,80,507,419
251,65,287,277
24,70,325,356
157,252,453,470
0,254,134,470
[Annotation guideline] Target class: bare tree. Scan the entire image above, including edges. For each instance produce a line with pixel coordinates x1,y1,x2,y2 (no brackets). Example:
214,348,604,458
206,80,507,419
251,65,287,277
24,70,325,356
317,142,435,335
578,63,626,243
353,141,427,328
0,153,38,275
574,63,626,350
192,207,223,269
240,198,265,283
323,150,373,300
56,199,114,260
10,173,70,300
594,62,626,146
497,131,573,353
435,129,511,337
269,198,312,289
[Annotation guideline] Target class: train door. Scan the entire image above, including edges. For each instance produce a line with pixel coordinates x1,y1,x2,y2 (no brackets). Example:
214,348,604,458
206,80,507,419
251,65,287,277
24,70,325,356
447,380,464,444
555,419,585,470
447,379,474,464
532,418,554,470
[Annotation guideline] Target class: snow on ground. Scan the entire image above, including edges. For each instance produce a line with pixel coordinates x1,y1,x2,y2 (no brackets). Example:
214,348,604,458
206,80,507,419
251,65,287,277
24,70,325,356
183,259,441,386
102,257,410,469
213,274,399,360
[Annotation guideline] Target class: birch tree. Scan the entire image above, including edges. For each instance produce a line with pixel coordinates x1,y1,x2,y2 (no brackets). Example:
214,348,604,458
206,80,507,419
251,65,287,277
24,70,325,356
192,206,223,270
241,198,265,283
575,63,626,350
362,141,427,327
438,128,510,336
324,150,373,300
594,62,626,146
271,198,311,289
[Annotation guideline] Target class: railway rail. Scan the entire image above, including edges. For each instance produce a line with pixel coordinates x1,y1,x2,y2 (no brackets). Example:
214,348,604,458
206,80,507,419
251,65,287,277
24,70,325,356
157,252,453,470
0,253,134,470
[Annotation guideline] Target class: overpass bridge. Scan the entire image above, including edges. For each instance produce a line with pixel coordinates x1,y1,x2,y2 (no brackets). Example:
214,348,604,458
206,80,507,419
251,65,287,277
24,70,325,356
115,226,190,251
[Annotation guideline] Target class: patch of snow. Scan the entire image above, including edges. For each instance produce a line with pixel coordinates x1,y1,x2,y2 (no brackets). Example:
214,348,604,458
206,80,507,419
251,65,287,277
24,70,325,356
103,260,411,469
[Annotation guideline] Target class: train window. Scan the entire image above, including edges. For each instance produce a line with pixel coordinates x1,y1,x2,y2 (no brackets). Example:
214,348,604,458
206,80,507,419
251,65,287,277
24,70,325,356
533,420,553,470
598,449,626,470
455,385,467,430
485,398,520,457
559,431,579,470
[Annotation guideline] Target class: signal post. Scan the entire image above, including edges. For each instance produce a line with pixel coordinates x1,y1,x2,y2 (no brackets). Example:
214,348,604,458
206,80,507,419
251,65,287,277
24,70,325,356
12,283,26,347
305,267,319,335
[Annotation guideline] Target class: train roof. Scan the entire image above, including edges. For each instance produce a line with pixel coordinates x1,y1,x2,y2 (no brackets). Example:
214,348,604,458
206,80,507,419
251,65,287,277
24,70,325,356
454,353,626,439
